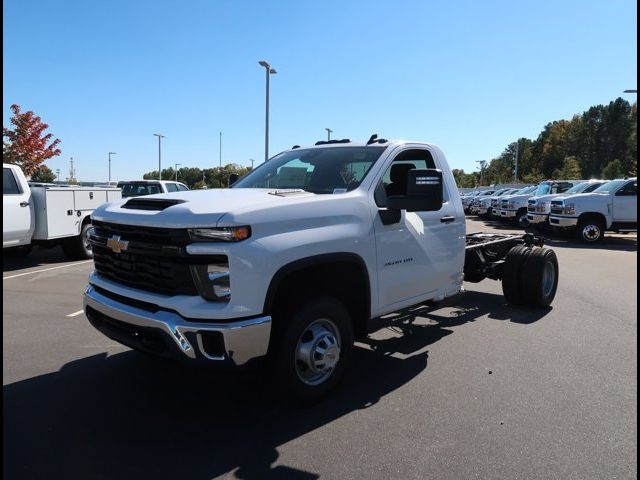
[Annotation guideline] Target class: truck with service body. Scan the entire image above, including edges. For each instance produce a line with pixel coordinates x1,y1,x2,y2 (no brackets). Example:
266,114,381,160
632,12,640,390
549,178,637,243
527,180,606,229
3,163,121,258
499,180,582,227
83,137,559,401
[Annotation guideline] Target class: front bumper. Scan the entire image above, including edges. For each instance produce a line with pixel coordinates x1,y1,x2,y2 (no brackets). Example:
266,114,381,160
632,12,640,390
477,207,489,215
549,216,579,228
492,209,502,217
83,284,271,366
500,209,517,219
527,213,548,224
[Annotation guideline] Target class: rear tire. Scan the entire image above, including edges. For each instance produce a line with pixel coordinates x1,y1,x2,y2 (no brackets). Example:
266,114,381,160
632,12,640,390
274,297,353,403
522,248,559,307
62,222,93,259
501,245,531,305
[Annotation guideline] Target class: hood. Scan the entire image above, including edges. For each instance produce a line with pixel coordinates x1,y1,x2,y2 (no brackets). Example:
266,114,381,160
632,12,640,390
503,193,532,201
552,192,608,204
92,188,318,228
529,192,570,203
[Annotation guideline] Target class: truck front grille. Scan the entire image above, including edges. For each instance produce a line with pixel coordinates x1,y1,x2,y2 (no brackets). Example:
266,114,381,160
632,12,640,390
527,200,536,212
550,201,564,215
90,221,219,297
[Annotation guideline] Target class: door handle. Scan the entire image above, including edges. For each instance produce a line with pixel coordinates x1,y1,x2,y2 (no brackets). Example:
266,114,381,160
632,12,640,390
20,201,30,207
440,215,456,223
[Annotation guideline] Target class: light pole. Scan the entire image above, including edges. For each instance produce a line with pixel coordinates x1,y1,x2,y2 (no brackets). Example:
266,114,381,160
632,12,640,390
108,152,116,182
325,128,333,141
258,60,277,162
476,160,487,186
219,131,222,168
174,163,181,181
56,169,60,183
153,133,165,180
249,158,255,169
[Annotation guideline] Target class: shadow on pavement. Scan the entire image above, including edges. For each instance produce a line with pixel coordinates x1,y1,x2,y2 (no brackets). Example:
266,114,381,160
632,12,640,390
3,291,551,480
2,246,72,273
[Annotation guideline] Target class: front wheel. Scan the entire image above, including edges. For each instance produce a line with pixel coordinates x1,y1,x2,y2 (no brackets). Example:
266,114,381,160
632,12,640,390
576,217,605,243
274,297,353,403
515,210,530,228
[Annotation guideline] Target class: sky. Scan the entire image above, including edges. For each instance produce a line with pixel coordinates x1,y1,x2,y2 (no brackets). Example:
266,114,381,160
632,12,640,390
3,0,637,182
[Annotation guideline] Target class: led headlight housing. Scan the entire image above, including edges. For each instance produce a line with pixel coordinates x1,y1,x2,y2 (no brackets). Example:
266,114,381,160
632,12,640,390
188,226,251,242
563,204,576,215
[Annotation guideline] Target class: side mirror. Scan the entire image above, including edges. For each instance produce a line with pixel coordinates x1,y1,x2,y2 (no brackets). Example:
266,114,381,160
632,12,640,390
386,169,443,212
228,173,240,186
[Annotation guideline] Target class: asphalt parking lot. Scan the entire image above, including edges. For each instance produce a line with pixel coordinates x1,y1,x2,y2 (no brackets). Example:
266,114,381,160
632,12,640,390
3,218,637,480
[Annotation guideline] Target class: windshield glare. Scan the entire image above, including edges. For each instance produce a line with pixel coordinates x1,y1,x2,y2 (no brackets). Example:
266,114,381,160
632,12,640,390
593,179,627,194
533,183,551,196
565,182,588,194
232,146,386,193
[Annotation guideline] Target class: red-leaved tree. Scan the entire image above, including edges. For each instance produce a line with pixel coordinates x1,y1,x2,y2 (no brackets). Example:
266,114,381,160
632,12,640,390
3,104,62,175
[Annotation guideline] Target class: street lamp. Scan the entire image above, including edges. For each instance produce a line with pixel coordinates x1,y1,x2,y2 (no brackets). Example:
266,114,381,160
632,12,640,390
108,152,116,182
153,133,165,180
258,60,277,162
325,128,333,141
175,163,181,181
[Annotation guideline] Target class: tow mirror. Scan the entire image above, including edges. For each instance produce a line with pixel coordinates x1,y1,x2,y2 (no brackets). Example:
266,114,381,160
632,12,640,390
228,173,240,186
386,169,443,212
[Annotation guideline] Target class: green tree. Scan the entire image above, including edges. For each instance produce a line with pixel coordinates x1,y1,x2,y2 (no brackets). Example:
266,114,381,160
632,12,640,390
552,156,582,179
30,165,57,183
601,159,624,179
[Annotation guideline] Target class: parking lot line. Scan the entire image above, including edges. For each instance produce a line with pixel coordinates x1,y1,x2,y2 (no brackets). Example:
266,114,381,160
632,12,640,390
3,260,93,280
66,310,85,317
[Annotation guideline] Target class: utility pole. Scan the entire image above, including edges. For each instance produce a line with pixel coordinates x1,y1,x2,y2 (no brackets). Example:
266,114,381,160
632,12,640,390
219,131,222,168
250,158,255,169
476,160,487,186
175,163,181,181
514,140,519,182
56,169,60,183
108,152,116,182
153,133,165,180
69,157,76,183
325,128,333,141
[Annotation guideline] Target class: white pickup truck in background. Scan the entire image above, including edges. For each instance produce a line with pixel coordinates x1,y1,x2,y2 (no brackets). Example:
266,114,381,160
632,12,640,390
3,163,122,258
549,178,637,243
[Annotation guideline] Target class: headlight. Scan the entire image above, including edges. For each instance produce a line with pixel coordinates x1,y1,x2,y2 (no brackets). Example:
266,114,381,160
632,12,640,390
563,204,576,215
190,260,231,301
508,202,516,209
189,226,251,242
536,202,549,213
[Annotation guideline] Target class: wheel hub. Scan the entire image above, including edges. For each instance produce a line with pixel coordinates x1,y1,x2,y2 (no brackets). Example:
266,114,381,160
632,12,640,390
583,224,600,241
295,319,341,386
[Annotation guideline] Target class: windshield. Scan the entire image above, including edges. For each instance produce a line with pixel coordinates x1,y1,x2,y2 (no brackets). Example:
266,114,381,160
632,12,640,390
533,183,551,196
120,183,162,197
593,179,627,194
564,182,589,194
232,146,386,193
514,186,536,195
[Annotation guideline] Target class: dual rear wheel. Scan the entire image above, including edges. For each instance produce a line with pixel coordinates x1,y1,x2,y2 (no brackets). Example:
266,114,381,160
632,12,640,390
502,245,559,307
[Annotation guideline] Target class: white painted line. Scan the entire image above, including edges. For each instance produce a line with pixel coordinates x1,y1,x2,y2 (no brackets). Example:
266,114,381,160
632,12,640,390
3,260,93,280
66,310,85,317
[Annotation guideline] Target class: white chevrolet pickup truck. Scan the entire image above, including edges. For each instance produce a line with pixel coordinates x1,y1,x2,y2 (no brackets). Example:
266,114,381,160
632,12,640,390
3,163,121,258
84,138,559,401
549,178,637,243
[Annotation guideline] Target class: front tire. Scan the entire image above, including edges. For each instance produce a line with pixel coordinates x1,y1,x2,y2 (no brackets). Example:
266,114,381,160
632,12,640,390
275,297,353,403
576,217,605,243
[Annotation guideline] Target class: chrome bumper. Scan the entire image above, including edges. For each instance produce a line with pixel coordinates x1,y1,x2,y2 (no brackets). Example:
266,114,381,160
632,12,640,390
501,210,517,218
83,284,271,366
549,216,579,228
527,213,548,224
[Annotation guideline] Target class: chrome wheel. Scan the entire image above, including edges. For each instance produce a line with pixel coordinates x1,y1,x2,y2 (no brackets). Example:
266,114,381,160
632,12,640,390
518,213,530,228
542,261,555,297
295,318,341,386
582,224,601,242
83,227,93,254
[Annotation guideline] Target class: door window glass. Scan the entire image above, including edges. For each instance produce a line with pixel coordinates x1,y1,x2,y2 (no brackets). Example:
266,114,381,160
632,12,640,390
3,168,21,194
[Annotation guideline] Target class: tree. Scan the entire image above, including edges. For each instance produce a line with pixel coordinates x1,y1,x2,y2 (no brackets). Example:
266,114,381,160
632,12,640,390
552,156,582,180
601,159,624,179
3,104,62,175
30,165,57,183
